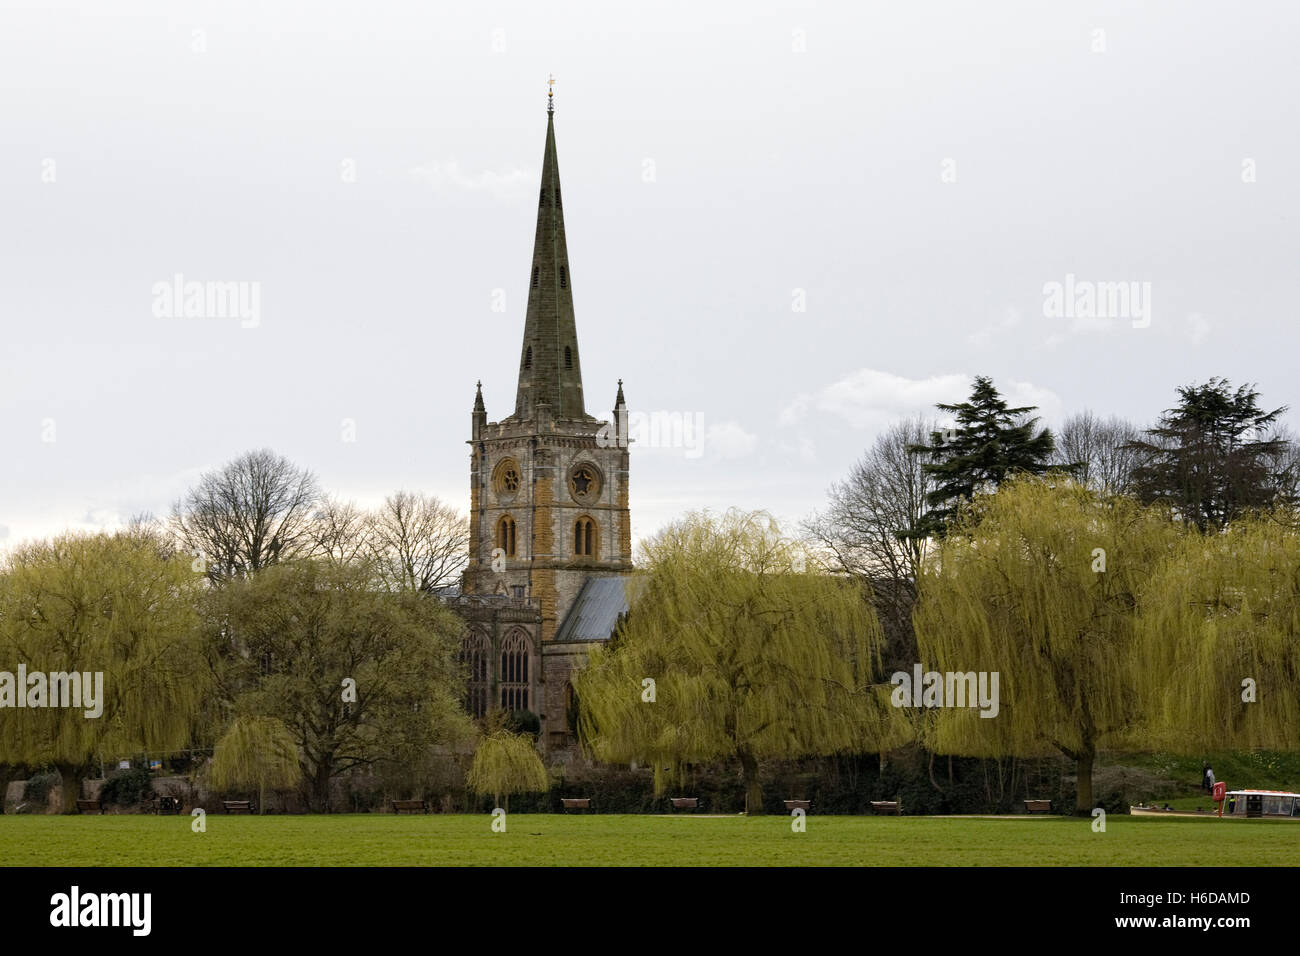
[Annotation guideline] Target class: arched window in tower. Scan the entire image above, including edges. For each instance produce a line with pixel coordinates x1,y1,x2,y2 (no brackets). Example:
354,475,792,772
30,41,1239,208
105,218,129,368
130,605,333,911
524,347,532,369
564,346,572,369
500,630,530,712
531,266,539,289
539,187,546,207
554,186,561,208
559,265,567,289
574,516,597,558
496,514,517,557
460,632,490,719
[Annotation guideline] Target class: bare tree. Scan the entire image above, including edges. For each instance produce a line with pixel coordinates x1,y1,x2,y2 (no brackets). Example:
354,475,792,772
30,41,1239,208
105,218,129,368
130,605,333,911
312,496,373,566
1051,410,1144,496
1263,425,1300,511
803,416,934,609
171,449,321,580
366,491,469,593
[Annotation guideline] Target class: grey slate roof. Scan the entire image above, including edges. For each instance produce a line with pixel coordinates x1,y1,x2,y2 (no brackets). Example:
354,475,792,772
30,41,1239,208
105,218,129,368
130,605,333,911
553,576,640,643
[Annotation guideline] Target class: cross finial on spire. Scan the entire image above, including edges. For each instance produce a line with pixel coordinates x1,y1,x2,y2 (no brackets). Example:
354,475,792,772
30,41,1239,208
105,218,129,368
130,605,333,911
547,73,556,112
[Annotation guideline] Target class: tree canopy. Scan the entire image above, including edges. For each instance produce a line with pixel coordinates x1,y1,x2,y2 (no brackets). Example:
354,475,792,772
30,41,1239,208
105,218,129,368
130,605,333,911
209,715,302,813
466,729,549,809
1127,378,1291,532
909,376,1056,539
913,478,1180,812
1137,518,1300,750
577,510,898,814
0,532,207,811
201,558,472,810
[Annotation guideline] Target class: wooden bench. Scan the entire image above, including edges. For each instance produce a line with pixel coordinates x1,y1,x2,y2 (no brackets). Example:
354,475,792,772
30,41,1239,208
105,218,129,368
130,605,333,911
1024,799,1052,814
76,799,104,814
560,798,592,813
391,799,429,814
152,795,182,815
669,797,701,812
222,800,255,814
784,799,812,813
870,800,900,816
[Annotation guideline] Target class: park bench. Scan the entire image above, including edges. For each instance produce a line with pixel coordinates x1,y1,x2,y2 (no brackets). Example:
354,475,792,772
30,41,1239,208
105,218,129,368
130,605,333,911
669,797,701,812
222,800,256,814
152,795,182,815
1024,799,1052,814
76,799,104,814
391,799,429,814
870,800,900,816
784,799,812,813
561,798,592,813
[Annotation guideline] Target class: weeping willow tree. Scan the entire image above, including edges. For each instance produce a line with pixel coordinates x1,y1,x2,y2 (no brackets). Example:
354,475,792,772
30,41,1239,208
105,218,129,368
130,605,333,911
0,532,207,812
466,730,549,810
1137,517,1300,750
914,478,1179,813
209,716,301,813
576,509,900,815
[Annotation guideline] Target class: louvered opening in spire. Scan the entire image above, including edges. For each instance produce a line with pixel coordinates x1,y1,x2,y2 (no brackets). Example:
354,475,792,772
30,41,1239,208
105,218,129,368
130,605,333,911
511,108,590,422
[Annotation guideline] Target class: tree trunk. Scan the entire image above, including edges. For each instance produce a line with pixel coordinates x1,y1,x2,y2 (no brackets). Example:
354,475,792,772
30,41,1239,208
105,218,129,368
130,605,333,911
738,752,762,815
312,762,332,813
1075,751,1095,815
927,751,942,792
54,763,84,814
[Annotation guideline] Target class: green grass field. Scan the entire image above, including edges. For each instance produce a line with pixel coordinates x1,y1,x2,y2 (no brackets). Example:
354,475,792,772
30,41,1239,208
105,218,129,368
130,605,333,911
2,813,1299,866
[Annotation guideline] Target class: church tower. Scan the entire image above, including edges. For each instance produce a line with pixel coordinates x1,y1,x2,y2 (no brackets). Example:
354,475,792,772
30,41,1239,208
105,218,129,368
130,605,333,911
456,82,633,752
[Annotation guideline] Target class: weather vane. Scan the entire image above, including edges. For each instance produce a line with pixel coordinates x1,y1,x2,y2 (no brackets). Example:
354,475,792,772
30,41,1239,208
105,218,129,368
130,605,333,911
548,73,556,112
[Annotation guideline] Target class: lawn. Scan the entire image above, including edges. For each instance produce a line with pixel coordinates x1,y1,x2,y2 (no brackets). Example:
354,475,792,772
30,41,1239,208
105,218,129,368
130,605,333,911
2,813,1299,866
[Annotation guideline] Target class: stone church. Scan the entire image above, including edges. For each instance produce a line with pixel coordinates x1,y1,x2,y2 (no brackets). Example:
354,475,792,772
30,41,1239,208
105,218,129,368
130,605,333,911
450,89,636,755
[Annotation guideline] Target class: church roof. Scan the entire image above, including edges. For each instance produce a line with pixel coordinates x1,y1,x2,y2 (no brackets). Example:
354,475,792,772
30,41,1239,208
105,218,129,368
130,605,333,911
553,576,641,643
507,96,593,423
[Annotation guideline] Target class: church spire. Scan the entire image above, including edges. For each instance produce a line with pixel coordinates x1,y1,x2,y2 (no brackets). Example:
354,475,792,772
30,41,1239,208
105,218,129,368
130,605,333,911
511,81,590,422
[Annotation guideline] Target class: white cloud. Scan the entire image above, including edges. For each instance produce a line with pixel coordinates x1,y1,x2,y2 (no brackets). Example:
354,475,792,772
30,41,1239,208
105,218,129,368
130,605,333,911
781,368,1062,431
704,420,759,459
410,160,532,201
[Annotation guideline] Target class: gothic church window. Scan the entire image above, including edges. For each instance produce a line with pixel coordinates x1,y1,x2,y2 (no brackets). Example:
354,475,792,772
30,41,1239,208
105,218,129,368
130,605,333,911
500,630,530,712
531,267,539,289
564,346,572,369
460,632,490,719
524,347,532,369
559,265,567,289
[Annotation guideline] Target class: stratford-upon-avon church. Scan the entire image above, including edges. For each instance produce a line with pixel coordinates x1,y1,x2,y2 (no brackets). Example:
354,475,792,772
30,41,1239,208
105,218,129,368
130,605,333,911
450,90,635,756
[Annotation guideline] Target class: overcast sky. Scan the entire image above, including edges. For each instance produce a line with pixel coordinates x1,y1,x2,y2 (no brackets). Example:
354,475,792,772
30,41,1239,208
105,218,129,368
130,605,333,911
2,0,1297,550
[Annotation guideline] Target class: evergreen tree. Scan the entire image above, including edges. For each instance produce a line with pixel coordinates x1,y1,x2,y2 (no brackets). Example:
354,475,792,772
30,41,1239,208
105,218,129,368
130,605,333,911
908,376,1056,538
1126,378,1290,532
